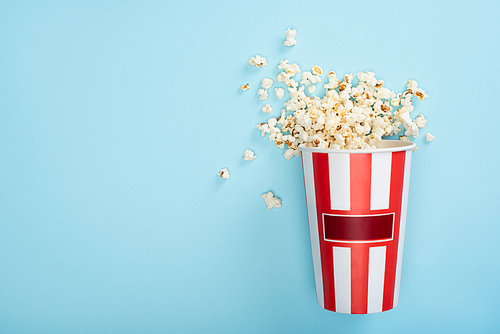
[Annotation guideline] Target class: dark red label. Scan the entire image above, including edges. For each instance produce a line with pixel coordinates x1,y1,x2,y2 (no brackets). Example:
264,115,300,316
323,213,394,242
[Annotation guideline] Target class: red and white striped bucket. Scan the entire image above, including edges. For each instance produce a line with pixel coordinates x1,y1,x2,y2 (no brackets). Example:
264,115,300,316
299,140,416,314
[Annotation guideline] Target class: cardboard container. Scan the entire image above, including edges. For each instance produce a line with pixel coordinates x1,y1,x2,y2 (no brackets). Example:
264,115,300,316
298,140,416,314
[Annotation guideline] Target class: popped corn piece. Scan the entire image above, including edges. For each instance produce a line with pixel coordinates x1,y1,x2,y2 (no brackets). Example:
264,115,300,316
414,114,427,128
262,191,282,209
284,147,301,160
298,131,309,142
275,87,285,99
404,123,420,138
277,59,290,71
243,149,257,161
407,80,418,92
283,148,294,160
261,78,274,89
218,168,230,180
283,77,298,88
257,88,268,100
374,87,393,100
256,122,270,136
415,88,428,100
399,135,409,141
261,103,273,114
248,55,267,68
240,83,250,91
267,117,277,127
277,59,301,75
357,71,377,87
283,28,297,46
391,93,401,106
312,65,323,76
301,71,321,86
308,85,316,94
425,132,435,142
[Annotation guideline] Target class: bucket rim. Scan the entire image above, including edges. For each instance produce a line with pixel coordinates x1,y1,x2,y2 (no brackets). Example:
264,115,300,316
298,140,416,154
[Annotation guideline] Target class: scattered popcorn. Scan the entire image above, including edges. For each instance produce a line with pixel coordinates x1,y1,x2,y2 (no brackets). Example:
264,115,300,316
425,132,435,142
243,149,257,161
258,61,428,156
218,168,230,179
257,88,268,100
240,83,250,91
248,55,267,68
261,78,274,89
246,35,431,158
283,28,297,47
262,191,282,209
262,103,273,114
275,87,285,99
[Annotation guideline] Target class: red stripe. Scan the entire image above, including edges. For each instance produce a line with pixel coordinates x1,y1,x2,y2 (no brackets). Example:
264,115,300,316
350,244,369,313
349,154,371,313
382,151,406,311
349,154,372,214
312,152,335,312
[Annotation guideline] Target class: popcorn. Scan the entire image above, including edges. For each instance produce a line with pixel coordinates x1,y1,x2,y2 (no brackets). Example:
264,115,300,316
261,78,274,89
262,103,273,114
312,65,323,76
407,80,418,92
275,87,285,99
404,123,420,138
425,132,435,142
262,191,282,209
414,114,427,128
243,149,257,161
415,88,428,101
277,60,301,75
257,88,268,100
218,168,230,179
248,55,267,68
283,28,297,47
391,93,401,106
284,148,295,160
249,51,430,157
256,122,270,136
240,83,250,91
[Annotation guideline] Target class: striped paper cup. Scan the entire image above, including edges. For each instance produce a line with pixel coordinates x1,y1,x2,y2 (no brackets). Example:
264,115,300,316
299,140,416,314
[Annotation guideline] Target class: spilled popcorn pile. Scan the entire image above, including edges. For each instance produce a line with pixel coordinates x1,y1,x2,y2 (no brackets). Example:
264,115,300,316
254,61,433,160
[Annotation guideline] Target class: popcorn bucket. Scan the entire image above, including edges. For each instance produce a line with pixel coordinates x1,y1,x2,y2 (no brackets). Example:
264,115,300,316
298,140,416,314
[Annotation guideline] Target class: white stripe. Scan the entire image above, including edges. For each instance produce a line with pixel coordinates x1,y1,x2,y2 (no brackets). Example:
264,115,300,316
333,246,351,313
328,154,350,210
368,246,387,313
301,151,324,308
371,152,392,210
393,150,412,308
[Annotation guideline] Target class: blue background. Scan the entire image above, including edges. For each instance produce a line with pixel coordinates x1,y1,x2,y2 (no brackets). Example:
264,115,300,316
1,1,499,333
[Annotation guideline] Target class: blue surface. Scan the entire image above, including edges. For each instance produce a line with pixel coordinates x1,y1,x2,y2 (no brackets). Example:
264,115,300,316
1,1,499,333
